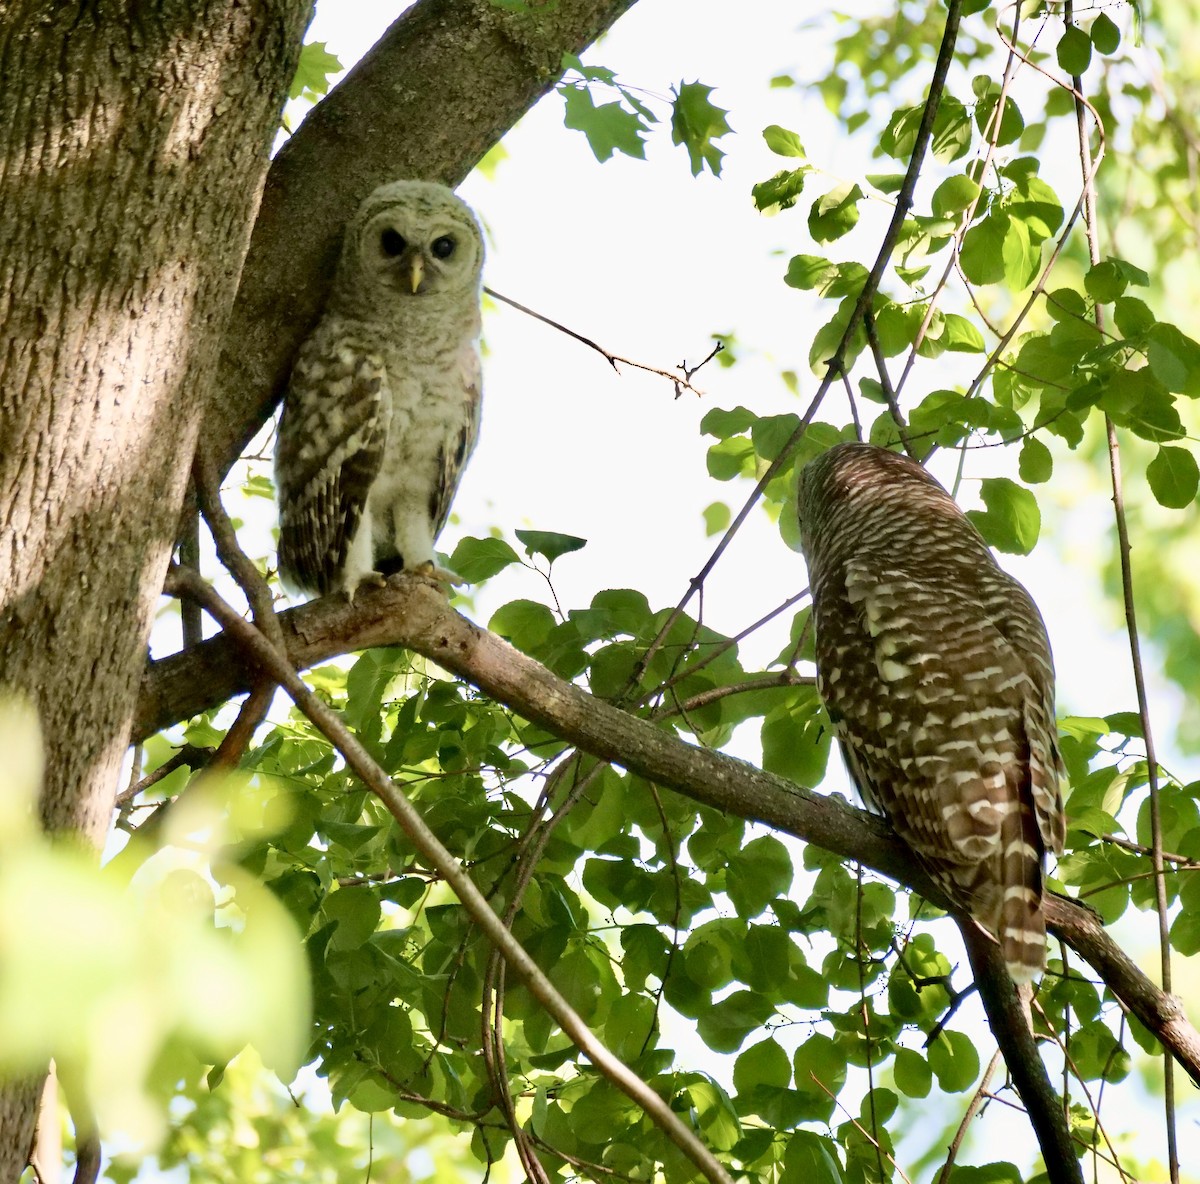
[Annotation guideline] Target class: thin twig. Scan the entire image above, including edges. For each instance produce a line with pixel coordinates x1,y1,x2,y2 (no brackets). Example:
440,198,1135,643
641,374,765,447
807,1073,914,1184
481,753,606,1180
855,866,884,1183
114,744,212,809
1100,833,1200,869
863,310,914,457
1064,1,1176,1175
205,681,275,776
936,1046,1002,1184
165,566,734,1184
630,588,811,711
652,671,812,721
485,286,721,398
622,0,965,700
893,1,1023,402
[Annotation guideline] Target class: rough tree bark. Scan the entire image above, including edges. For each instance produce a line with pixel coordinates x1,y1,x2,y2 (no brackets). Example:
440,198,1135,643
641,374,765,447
0,0,639,1172
0,3,311,1169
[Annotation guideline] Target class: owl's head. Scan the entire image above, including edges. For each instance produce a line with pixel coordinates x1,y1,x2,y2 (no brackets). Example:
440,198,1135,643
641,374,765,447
336,179,484,312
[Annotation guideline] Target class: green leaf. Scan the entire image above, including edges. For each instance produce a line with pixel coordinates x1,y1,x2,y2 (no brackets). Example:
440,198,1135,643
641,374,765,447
959,213,1006,285
881,97,971,163
733,1038,792,1093
489,599,556,653
783,1131,845,1183
1084,260,1127,303
937,313,985,353
1057,26,1093,75
562,85,649,162
928,1029,980,1092
793,1033,847,1117
1114,296,1155,338
753,168,810,214
447,535,521,582
323,888,381,950
707,436,755,480
807,182,863,244
965,477,1041,554
671,81,732,176
998,213,1038,289
762,124,806,157
975,90,1024,147
603,993,657,1061
931,174,981,218
726,835,794,918
1019,437,1053,484
697,990,774,1053
1127,388,1185,442
702,501,731,536
1146,446,1199,509
893,1047,932,1098
1147,323,1200,394
784,254,838,291
289,41,343,101
701,405,757,437
761,690,832,788
1090,12,1121,54
751,413,800,461
514,530,587,563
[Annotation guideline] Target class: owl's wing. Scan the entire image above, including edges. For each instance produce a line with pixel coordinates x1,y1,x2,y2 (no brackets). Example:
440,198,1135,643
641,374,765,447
429,344,482,539
275,340,390,596
990,578,1067,856
835,560,1035,859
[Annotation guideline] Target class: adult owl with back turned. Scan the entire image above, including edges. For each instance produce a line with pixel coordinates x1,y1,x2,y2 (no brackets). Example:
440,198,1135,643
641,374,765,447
275,179,484,598
797,443,1066,981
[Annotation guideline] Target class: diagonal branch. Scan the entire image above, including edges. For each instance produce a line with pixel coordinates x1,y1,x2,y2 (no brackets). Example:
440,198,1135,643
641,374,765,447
620,0,965,697
165,567,733,1184
135,578,1200,1093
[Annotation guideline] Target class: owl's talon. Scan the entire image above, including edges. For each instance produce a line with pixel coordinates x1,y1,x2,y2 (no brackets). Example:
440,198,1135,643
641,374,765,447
389,561,464,590
344,570,387,604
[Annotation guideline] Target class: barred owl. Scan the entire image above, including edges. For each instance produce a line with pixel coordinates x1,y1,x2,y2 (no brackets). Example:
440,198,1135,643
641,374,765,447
797,443,1065,981
275,179,484,597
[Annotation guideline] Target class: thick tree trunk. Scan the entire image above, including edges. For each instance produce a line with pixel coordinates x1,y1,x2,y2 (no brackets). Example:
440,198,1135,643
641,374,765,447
0,2,311,1172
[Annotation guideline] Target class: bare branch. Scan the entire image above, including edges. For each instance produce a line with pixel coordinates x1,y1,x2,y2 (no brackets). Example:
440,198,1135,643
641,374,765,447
485,286,720,398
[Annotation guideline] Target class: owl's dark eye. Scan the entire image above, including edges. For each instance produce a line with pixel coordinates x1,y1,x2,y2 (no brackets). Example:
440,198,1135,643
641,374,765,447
431,235,456,260
380,228,406,257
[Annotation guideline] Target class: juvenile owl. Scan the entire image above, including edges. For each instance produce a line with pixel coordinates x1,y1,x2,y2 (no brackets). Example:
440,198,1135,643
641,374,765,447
275,179,484,597
798,443,1065,981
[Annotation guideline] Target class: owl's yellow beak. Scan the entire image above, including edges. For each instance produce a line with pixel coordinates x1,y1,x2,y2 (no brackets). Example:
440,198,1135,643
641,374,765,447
407,254,425,294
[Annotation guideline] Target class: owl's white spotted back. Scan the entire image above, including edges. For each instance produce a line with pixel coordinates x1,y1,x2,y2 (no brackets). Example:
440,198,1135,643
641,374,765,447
275,179,484,598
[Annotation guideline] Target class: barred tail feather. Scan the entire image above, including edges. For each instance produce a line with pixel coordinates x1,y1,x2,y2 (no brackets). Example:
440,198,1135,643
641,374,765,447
997,796,1047,983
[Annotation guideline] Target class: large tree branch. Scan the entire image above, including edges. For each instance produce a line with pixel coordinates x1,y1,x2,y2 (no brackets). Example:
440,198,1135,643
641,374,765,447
207,0,638,478
136,578,1200,1090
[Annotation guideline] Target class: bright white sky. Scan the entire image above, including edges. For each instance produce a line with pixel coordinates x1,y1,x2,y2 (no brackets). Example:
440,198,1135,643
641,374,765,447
249,0,1200,1176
